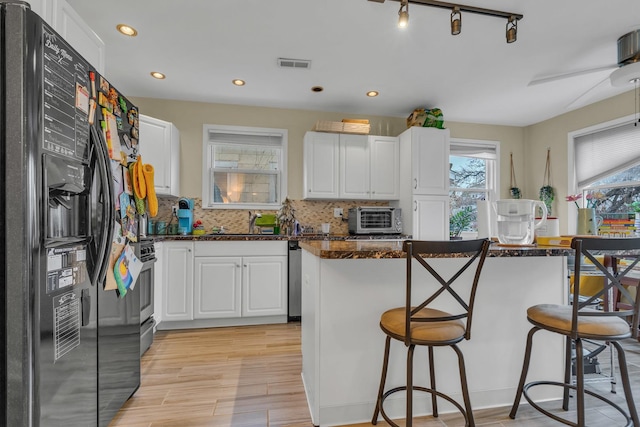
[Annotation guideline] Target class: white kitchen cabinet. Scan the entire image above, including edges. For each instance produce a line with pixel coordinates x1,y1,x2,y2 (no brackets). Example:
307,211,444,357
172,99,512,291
369,136,400,200
412,195,450,240
408,127,450,195
304,131,340,199
157,240,288,329
242,256,287,317
392,127,450,239
193,257,242,319
51,0,105,74
153,242,164,326
139,115,181,197
161,241,193,322
305,131,399,200
339,134,369,199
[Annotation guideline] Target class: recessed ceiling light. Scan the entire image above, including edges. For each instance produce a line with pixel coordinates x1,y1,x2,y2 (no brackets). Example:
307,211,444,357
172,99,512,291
311,86,324,93
150,71,165,80
232,79,246,86
116,24,138,37
366,91,379,97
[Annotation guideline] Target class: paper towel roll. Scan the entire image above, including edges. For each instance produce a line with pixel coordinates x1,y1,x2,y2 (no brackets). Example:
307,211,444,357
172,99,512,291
476,201,494,238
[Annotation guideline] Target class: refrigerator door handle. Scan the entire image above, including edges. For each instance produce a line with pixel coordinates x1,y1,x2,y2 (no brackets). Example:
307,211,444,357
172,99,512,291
90,125,115,286
81,288,91,326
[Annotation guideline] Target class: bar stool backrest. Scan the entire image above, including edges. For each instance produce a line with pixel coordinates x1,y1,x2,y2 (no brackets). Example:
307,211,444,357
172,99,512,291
403,239,491,346
572,237,640,340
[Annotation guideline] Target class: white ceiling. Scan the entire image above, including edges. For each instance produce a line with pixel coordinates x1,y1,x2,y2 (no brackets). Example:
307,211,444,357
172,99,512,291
66,0,640,127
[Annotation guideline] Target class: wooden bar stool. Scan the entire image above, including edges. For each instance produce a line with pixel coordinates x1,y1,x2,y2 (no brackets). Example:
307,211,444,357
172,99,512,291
371,239,490,427
509,237,640,427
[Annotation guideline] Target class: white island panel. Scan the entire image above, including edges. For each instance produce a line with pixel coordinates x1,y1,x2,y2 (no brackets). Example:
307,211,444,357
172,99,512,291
301,250,567,426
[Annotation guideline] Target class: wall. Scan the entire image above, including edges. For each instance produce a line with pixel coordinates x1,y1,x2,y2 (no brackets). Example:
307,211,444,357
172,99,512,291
132,89,636,235
130,97,526,198
524,89,636,234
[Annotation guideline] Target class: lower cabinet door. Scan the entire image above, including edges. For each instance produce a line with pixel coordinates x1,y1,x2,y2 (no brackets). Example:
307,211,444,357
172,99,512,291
242,256,287,317
194,257,242,319
413,195,450,240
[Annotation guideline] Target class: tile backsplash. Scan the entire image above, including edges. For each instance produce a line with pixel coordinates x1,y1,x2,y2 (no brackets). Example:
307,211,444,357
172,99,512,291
150,197,389,235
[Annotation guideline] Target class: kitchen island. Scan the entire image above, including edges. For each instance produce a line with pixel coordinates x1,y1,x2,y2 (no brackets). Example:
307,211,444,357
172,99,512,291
300,239,570,426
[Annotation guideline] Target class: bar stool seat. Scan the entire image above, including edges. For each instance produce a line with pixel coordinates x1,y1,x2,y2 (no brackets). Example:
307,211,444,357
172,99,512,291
528,304,632,338
371,239,491,427
381,307,466,344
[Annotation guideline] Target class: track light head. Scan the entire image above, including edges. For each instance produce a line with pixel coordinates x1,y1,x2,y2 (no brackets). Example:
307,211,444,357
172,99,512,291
398,0,409,28
451,7,461,35
506,15,517,43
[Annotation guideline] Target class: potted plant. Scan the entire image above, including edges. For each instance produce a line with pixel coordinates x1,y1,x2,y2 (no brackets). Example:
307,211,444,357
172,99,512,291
449,206,474,239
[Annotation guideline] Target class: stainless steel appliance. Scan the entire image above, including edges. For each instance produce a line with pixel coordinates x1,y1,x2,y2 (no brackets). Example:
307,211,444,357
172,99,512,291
136,238,156,355
348,206,403,235
1,3,142,425
288,240,302,320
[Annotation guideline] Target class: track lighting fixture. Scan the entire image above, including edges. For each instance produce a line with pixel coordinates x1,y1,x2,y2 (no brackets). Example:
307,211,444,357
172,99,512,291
506,15,517,44
398,0,409,28
369,0,523,43
451,7,461,35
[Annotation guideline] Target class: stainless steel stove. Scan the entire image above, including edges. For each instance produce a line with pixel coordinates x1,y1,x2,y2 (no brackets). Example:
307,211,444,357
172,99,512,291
135,238,156,355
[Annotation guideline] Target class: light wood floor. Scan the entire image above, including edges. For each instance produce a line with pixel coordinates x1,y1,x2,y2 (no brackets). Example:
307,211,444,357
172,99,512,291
109,323,640,427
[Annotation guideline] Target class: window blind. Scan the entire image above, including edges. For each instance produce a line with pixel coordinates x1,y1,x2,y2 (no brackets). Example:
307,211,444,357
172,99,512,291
575,121,640,188
208,131,283,147
450,141,497,160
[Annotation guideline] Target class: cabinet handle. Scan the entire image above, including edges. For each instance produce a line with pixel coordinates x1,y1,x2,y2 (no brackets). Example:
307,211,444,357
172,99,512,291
414,201,417,211
236,264,240,268
414,178,417,189
243,264,247,267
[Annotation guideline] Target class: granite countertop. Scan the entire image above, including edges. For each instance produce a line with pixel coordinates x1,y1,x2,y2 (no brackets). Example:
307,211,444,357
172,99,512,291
299,240,572,259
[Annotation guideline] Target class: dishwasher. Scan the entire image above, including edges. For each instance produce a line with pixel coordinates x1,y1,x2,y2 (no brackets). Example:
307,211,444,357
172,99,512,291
288,240,302,320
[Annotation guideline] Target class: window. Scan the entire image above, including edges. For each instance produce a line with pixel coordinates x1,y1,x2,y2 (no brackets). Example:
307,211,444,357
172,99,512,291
571,116,640,219
449,139,500,234
202,125,287,209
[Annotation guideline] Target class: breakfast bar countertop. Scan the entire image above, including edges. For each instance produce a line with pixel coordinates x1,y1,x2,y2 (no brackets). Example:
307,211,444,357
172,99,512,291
299,239,571,259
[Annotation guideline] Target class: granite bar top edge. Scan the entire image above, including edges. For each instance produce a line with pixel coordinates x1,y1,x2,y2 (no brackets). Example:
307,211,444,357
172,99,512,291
299,240,572,259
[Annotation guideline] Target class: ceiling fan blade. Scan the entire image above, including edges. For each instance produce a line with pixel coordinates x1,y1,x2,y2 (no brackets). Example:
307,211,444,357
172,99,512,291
528,65,617,86
565,76,611,110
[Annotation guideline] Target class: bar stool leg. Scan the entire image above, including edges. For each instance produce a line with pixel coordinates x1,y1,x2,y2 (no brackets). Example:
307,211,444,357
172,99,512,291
562,336,572,410
509,327,539,419
407,344,415,427
428,346,438,418
372,336,392,425
452,344,474,427
612,341,640,426
575,338,585,426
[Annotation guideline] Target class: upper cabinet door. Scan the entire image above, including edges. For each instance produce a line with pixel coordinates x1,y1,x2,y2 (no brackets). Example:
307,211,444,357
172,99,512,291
139,115,181,197
304,132,339,199
411,128,450,195
369,136,399,200
52,0,105,74
339,134,369,199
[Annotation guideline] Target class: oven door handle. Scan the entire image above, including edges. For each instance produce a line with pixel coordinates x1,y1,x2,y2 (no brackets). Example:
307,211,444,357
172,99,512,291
90,125,115,286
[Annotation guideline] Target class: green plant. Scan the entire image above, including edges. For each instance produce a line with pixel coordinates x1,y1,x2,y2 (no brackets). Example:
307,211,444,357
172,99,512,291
449,206,474,238
630,201,640,213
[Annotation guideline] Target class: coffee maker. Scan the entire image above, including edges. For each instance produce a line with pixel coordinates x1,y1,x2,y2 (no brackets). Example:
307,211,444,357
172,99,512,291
177,198,194,235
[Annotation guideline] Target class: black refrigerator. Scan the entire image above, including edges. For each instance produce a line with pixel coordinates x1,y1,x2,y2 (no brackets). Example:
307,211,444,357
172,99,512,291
1,1,142,426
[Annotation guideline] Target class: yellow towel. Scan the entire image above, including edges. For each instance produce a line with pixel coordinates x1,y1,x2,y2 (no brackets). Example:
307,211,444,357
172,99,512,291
136,155,146,199
143,164,158,217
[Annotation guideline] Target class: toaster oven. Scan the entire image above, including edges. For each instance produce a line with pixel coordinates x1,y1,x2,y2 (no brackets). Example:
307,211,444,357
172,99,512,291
348,207,402,235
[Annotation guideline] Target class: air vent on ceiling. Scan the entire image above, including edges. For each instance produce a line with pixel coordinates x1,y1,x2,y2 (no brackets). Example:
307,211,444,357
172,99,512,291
278,58,311,69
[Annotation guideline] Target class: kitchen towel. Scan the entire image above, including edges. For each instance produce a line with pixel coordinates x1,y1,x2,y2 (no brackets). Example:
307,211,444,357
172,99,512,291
476,200,495,239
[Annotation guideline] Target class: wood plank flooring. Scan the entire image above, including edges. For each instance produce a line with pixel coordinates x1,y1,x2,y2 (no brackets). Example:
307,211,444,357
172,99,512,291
109,323,640,427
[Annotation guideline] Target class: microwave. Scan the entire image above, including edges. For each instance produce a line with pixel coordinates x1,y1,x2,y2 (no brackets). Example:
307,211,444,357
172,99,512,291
348,207,402,235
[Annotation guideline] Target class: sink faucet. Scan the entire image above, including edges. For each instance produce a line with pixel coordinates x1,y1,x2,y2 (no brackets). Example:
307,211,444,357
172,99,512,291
248,211,262,234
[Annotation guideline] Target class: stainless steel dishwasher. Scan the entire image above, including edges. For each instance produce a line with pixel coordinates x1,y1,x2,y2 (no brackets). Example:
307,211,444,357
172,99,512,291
288,240,302,320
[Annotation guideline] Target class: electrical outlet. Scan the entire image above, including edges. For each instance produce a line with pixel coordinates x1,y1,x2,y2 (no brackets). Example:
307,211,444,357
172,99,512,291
334,208,343,218
172,205,178,215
